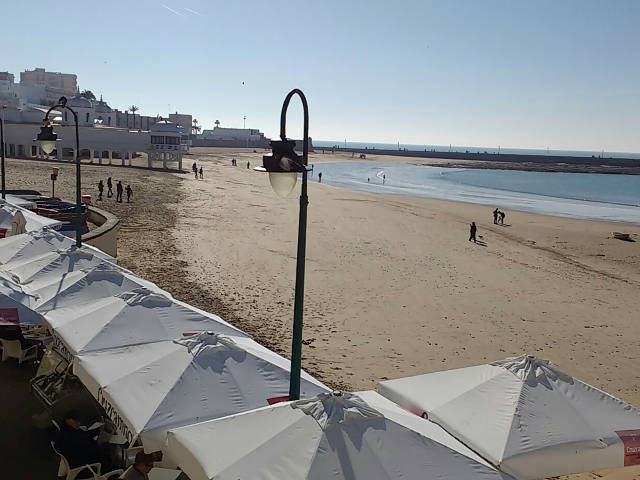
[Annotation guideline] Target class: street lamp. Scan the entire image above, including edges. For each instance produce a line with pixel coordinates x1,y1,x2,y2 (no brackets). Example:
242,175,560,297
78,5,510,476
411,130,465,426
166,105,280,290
255,88,310,400
1,105,6,199
37,96,83,247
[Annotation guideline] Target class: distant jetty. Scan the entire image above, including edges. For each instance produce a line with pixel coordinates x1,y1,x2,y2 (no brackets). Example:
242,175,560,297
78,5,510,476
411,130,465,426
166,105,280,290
324,147,640,174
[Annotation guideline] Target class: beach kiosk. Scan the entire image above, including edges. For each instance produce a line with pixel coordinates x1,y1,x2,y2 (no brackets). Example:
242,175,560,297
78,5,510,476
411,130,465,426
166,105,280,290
147,119,183,171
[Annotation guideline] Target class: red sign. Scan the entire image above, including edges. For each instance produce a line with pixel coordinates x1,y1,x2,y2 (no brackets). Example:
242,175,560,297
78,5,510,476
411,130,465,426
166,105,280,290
267,395,290,405
616,429,640,466
0,308,20,325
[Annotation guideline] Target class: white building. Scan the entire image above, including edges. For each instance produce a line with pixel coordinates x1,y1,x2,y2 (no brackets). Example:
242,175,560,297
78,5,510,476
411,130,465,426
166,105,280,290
1,68,190,171
60,95,116,128
1,72,47,106
20,68,77,103
148,120,183,170
168,113,192,152
198,126,268,147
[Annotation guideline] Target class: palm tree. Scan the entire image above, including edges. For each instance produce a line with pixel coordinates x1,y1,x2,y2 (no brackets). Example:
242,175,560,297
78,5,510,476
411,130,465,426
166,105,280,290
129,105,139,129
192,118,200,135
79,90,96,100
214,119,220,128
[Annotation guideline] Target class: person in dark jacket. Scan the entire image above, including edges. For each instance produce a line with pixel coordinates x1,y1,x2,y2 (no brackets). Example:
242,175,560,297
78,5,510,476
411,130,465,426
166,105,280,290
107,177,113,198
469,221,477,243
116,181,124,203
55,411,103,470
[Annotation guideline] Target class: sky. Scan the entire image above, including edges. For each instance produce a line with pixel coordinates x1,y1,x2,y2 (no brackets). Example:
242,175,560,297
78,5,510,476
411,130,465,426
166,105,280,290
2,0,639,152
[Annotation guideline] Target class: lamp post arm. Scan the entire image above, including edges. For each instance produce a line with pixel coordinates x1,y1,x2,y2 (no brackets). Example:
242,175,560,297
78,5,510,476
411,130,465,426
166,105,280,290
42,100,82,247
71,108,81,248
280,89,309,166
279,89,310,401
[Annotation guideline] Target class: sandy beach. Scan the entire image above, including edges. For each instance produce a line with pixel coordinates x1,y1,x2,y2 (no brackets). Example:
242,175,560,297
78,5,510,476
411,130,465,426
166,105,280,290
5,150,640,479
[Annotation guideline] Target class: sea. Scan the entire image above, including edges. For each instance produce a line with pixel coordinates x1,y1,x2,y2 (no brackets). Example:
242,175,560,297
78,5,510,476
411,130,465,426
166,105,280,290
310,162,640,225
313,141,640,160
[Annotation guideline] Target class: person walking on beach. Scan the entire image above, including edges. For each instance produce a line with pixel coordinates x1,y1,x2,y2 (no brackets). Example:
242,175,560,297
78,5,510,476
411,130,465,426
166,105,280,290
107,177,113,198
469,221,477,243
318,172,322,183
97,180,104,201
246,161,250,169
126,184,133,203
499,211,505,224
116,181,123,203
383,173,386,185
493,208,499,224
192,162,197,175
199,166,203,179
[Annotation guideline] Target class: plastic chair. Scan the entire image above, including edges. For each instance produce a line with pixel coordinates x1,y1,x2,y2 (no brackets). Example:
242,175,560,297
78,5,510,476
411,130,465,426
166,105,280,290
51,441,102,480
94,468,123,480
0,338,37,365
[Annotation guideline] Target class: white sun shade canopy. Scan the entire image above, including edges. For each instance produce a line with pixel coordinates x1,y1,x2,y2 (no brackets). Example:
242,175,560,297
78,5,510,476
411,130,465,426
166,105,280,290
0,246,114,325
0,202,61,234
37,264,168,316
45,287,247,358
378,354,640,479
166,390,514,480
74,332,329,452
0,229,113,266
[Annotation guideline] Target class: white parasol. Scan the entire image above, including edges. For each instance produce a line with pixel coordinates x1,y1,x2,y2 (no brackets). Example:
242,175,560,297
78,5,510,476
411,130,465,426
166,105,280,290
378,354,640,479
166,390,514,480
74,332,329,452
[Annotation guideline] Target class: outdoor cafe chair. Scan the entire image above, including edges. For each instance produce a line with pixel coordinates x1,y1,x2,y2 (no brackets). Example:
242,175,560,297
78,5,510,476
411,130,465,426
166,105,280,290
0,338,37,365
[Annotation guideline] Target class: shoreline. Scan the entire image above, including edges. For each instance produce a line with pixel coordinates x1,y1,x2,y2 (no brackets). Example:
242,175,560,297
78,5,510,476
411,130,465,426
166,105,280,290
314,147,640,175
308,155,640,226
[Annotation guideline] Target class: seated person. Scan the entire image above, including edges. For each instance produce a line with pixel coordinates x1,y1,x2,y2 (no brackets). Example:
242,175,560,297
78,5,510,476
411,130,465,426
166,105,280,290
55,410,103,472
0,324,30,347
120,451,156,480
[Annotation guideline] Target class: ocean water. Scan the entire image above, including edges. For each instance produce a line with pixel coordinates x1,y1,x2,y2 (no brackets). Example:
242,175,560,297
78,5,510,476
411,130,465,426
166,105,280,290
314,141,640,160
310,162,640,224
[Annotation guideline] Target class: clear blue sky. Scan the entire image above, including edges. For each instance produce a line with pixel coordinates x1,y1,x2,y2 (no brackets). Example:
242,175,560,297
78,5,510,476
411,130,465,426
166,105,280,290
2,0,639,152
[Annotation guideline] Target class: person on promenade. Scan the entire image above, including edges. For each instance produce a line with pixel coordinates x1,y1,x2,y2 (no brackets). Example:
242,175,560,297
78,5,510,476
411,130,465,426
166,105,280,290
246,161,250,169
55,410,104,472
318,172,322,183
199,167,203,179
499,211,505,224
469,221,477,243
116,181,123,203
119,451,156,480
107,177,113,198
383,173,386,185
98,180,104,201
126,185,133,203
192,162,197,177
493,208,499,224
